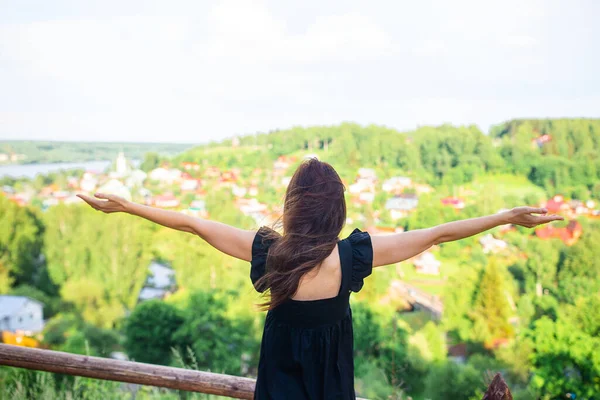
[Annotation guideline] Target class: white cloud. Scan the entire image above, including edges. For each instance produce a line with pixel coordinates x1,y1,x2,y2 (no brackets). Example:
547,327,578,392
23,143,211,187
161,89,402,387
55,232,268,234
0,0,597,142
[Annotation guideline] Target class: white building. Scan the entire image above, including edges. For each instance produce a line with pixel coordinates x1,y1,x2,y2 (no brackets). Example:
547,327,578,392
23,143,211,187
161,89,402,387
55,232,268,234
232,185,248,198
357,168,377,181
149,168,182,184
382,176,412,193
180,178,199,192
125,169,147,188
349,181,372,194
413,252,441,275
115,152,130,177
0,296,44,335
146,262,175,288
97,179,132,201
281,176,292,187
138,262,176,302
479,234,508,254
80,172,98,192
359,192,375,203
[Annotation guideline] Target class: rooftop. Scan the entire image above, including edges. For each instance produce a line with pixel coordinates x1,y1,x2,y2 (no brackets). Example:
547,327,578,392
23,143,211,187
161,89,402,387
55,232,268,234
0,296,43,318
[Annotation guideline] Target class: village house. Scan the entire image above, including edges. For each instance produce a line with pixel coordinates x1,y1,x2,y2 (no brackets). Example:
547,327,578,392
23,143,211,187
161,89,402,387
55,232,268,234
0,296,44,335
138,262,176,302
8,193,29,207
414,183,435,194
40,184,59,197
204,166,221,178
232,185,248,198
535,219,583,246
180,173,201,192
97,179,132,201
448,343,468,364
358,191,375,204
366,226,405,235
357,168,377,181
441,196,465,210
236,198,268,224
148,167,182,184
413,252,441,275
0,153,26,163
531,134,552,148
218,170,239,187
348,180,373,195
80,172,98,192
125,169,147,188
181,162,201,172
385,194,419,220
152,193,180,209
248,185,259,197
281,176,292,187
382,176,412,193
479,234,508,254
184,199,208,218
543,195,571,215
42,198,59,208
67,176,79,189
273,156,295,177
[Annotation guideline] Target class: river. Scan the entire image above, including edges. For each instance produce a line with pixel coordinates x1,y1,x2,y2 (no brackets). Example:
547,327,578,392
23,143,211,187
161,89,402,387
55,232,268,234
0,160,139,179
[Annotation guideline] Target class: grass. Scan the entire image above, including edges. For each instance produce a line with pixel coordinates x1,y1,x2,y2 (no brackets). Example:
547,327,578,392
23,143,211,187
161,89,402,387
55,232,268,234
394,251,463,297
464,174,547,202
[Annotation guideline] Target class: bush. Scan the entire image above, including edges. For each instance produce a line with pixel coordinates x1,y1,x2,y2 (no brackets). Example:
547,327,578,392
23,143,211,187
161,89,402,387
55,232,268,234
124,300,184,365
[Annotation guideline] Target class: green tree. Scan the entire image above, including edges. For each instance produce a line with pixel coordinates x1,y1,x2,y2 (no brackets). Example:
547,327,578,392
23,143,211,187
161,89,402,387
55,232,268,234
124,300,184,365
557,228,600,301
44,204,154,327
424,362,486,400
470,260,513,344
172,291,257,375
526,316,600,398
140,152,161,172
0,195,45,290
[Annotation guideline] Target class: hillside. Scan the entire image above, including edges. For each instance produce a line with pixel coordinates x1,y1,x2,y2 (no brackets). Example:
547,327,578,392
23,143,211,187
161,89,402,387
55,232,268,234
178,119,600,199
0,140,193,165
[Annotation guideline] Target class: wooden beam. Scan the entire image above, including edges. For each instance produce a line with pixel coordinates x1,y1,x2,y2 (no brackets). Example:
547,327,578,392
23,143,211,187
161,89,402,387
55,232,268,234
0,344,255,399
5,343,513,399
0,344,369,399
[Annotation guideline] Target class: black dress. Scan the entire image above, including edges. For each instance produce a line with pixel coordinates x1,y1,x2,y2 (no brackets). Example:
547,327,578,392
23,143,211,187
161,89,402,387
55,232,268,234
250,227,373,400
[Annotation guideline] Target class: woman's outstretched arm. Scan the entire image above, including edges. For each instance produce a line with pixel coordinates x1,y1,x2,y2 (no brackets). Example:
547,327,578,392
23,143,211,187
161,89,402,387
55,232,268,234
77,193,255,261
371,207,563,268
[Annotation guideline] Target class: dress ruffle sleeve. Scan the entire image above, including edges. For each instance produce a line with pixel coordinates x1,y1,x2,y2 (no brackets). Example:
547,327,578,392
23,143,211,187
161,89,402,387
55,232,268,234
250,226,279,292
346,228,373,293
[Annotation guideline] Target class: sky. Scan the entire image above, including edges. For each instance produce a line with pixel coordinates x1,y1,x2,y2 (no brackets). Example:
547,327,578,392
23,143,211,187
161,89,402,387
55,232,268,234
0,0,598,143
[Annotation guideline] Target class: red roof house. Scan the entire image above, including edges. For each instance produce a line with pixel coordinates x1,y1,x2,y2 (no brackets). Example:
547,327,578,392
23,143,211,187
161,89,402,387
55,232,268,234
535,220,582,246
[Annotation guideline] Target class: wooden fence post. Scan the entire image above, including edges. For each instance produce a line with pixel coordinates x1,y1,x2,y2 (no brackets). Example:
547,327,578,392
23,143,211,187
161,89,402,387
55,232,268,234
482,373,513,400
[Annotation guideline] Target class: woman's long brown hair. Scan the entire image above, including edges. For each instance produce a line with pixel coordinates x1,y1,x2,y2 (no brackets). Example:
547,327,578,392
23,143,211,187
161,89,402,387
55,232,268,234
254,158,346,309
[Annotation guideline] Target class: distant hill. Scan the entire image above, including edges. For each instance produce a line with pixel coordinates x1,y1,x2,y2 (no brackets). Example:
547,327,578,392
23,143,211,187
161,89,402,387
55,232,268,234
178,119,600,198
0,141,193,165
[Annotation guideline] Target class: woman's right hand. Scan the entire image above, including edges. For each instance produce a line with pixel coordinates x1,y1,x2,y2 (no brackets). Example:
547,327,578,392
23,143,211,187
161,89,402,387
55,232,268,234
77,193,129,214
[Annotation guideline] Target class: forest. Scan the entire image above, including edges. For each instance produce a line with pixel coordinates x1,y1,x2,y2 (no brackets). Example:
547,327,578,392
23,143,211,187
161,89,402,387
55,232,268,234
1,118,599,399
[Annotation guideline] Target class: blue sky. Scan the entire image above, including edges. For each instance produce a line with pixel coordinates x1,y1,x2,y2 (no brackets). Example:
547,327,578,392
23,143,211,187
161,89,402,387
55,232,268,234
0,0,598,143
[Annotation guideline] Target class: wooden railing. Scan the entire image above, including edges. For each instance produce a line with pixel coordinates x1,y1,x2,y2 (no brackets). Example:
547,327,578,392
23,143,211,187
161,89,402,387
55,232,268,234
0,343,511,399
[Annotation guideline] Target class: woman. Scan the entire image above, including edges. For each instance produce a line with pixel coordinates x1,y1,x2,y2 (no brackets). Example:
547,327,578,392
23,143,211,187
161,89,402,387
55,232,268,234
78,158,562,399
